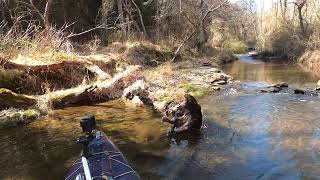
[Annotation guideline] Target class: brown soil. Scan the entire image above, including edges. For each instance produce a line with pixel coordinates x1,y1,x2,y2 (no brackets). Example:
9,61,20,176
0,56,116,95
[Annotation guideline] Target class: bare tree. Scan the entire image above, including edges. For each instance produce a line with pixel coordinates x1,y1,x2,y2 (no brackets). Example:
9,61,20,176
44,0,54,29
292,0,307,37
117,0,127,39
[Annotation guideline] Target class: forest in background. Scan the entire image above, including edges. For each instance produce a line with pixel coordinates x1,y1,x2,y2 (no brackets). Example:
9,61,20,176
256,0,320,60
1,0,320,60
0,0,258,60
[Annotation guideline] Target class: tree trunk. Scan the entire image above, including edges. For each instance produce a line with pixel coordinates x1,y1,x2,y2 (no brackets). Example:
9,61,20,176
131,0,148,37
298,6,306,37
44,0,54,29
295,0,307,37
0,1,6,33
117,0,127,39
155,0,160,41
60,0,67,24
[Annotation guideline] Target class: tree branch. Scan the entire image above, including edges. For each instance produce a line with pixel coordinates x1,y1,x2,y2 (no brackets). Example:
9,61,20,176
171,0,229,62
130,0,148,37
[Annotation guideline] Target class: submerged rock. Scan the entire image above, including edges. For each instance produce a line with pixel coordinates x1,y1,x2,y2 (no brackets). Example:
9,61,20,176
272,82,289,88
212,86,221,91
293,89,305,94
260,82,289,94
202,62,212,67
0,109,40,128
260,86,281,93
212,80,227,85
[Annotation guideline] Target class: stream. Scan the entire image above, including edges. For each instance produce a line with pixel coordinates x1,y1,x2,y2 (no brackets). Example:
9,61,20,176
1,55,320,179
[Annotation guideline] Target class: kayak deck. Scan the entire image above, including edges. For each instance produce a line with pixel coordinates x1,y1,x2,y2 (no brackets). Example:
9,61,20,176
65,132,140,180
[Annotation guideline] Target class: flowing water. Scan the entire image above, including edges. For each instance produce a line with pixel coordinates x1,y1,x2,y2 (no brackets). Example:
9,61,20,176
1,55,320,180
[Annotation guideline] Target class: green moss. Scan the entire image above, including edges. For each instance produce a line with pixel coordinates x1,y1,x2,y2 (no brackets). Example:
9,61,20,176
180,82,195,93
0,109,40,129
180,82,205,98
22,109,40,120
190,90,204,98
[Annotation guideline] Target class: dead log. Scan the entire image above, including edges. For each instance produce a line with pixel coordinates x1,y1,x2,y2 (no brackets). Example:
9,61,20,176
46,66,143,109
0,57,88,74
0,88,37,110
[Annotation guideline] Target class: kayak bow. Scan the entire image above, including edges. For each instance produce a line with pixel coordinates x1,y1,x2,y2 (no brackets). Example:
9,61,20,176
65,115,140,180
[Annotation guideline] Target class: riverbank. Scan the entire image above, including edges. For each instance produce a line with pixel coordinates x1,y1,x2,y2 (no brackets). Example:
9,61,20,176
0,41,235,128
298,50,320,77
246,50,320,80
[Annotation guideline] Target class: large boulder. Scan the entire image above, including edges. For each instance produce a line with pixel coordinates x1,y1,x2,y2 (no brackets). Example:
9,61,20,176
260,82,289,93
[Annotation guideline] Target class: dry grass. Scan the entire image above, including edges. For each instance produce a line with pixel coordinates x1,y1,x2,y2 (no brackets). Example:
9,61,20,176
0,27,79,66
299,50,320,77
145,62,174,78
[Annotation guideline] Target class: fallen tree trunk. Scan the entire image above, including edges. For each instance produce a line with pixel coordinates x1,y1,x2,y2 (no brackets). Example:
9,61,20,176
41,65,144,109
0,88,37,110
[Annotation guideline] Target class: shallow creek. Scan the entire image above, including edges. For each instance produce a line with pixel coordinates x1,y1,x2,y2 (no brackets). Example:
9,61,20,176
1,56,320,179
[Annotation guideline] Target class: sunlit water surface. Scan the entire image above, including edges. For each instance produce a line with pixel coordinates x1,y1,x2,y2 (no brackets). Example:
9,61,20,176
1,56,320,180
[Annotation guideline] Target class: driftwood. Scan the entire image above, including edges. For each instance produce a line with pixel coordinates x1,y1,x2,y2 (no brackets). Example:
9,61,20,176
46,66,143,109
0,88,37,110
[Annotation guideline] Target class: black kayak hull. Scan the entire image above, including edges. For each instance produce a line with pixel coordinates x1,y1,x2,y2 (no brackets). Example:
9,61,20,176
65,131,140,180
